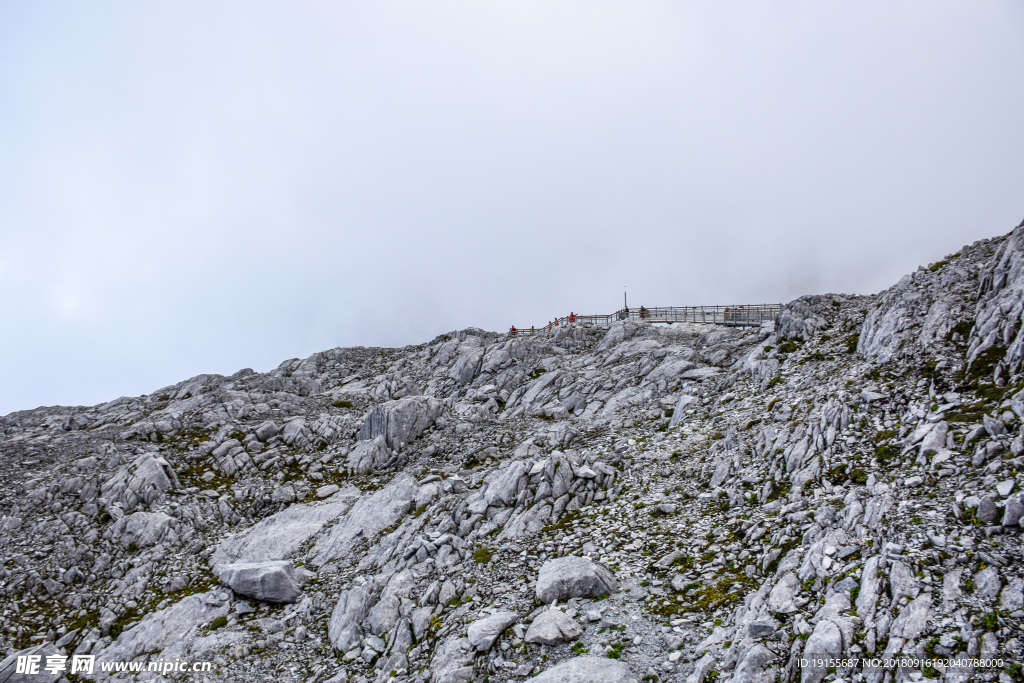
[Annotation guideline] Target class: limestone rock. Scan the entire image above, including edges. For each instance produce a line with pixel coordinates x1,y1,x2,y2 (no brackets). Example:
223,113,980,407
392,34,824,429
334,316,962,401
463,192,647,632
466,610,517,652
109,511,176,549
524,608,584,645
768,572,801,613
801,620,841,683
427,635,475,683
346,435,390,475
357,396,445,450
92,592,231,669
312,473,419,565
211,496,354,565
531,656,638,683
100,454,179,513
0,643,63,683
328,585,376,653
535,556,617,603
215,561,301,603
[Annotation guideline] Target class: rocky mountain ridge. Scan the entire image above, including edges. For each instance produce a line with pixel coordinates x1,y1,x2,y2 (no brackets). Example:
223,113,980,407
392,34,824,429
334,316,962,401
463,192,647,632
2,221,1024,683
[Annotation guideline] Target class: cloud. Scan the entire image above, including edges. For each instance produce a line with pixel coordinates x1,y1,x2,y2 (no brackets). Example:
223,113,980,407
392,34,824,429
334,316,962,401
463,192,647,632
1,0,1023,413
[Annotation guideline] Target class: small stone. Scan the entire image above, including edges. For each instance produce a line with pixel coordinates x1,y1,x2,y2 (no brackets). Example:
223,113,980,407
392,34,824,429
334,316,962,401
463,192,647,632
316,484,340,499
975,567,1002,600
664,633,683,650
984,414,1007,437
467,611,518,652
1002,496,1024,527
997,479,1016,497
977,498,999,524
999,578,1024,611
271,485,296,504
748,619,778,638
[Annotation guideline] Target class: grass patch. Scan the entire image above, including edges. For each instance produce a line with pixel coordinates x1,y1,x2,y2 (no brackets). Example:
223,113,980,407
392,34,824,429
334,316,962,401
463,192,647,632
874,444,897,465
966,344,1006,384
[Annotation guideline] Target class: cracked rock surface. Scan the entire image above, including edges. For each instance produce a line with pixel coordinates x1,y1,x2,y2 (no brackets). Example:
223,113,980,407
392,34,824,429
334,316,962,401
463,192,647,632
2,224,1024,682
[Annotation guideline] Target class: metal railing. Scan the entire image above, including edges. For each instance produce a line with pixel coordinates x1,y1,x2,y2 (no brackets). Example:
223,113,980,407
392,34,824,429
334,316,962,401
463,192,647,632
508,304,781,336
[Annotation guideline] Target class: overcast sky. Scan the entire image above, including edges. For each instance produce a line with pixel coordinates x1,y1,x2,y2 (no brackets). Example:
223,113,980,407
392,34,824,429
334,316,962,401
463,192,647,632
1,1,1023,415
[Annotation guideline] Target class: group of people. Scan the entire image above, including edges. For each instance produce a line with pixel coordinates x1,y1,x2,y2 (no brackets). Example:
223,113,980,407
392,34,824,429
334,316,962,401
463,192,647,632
510,307,656,335
509,312,578,336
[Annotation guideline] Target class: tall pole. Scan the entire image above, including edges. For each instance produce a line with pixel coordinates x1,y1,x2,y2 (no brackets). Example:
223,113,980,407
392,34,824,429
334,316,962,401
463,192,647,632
624,288,627,310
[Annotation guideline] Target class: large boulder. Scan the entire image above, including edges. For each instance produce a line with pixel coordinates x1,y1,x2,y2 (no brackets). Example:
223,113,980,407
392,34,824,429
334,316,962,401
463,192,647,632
281,419,312,448
0,643,63,683
346,436,391,475
367,570,417,636
483,461,528,507
357,396,445,450
214,561,301,603
109,511,177,549
768,572,801,613
211,493,356,565
100,454,180,513
467,611,518,652
427,635,475,683
524,608,584,645
532,656,638,683
969,224,1024,380
776,296,833,341
535,556,618,604
255,421,279,441
919,422,948,457
328,584,376,653
312,473,419,566
801,620,841,683
91,592,232,671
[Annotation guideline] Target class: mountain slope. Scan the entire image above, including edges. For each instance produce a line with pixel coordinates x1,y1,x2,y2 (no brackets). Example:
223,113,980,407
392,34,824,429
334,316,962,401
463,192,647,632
1,223,1023,683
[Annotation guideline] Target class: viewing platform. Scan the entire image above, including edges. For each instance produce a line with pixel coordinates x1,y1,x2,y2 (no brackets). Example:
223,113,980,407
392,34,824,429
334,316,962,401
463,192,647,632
510,304,781,336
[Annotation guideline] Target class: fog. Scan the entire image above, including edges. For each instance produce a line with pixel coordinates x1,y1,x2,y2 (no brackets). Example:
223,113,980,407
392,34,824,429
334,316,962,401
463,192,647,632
2,1,1023,414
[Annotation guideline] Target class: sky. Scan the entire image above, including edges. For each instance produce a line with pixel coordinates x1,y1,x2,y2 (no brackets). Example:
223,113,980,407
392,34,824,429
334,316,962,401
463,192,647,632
1,1,1023,415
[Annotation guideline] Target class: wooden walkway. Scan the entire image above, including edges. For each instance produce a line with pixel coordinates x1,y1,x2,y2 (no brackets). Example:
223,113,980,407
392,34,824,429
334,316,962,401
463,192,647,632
509,304,781,336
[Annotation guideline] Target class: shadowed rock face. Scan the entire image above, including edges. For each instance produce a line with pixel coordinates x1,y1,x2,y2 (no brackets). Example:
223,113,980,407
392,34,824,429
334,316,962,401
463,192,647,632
4,224,1024,682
